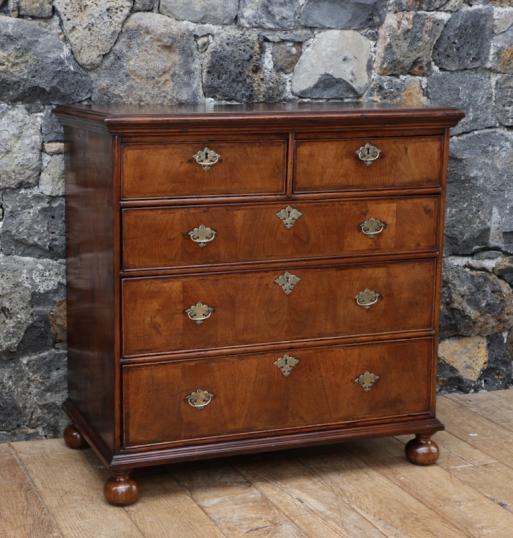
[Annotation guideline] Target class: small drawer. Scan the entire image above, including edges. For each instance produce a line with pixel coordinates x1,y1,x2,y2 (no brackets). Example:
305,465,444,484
122,259,435,356
122,196,439,271
121,140,287,199
294,136,443,193
123,338,433,447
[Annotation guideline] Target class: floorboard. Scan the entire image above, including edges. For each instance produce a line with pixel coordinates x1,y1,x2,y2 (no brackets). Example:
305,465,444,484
6,391,513,538
0,444,62,538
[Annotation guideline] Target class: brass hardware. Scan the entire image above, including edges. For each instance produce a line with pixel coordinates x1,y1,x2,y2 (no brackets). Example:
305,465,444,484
185,388,214,409
193,147,220,171
276,206,303,229
275,272,301,295
185,302,214,324
356,143,382,166
273,354,299,376
355,288,381,309
360,217,386,237
188,224,217,247
354,371,380,391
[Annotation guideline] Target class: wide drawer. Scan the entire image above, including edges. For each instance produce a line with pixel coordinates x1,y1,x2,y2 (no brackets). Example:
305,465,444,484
123,338,433,447
294,136,442,192
121,140,287,199
122,196,439,271
122,259,435,356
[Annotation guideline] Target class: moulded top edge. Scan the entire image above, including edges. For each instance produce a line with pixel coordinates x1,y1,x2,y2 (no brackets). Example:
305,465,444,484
54,103,465,132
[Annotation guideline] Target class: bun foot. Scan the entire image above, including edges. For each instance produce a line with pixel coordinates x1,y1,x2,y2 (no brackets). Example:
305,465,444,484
104,474,139,506
63,424,88,449
405,434,439,466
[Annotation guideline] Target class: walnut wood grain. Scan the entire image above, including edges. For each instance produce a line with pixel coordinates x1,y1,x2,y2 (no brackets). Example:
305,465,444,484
122,196,439,271
121,140,286,199
122,259,436,356
295,136,442,192
54,103,463,505
63,125,116,452
54,102,465,134
123,338,433,447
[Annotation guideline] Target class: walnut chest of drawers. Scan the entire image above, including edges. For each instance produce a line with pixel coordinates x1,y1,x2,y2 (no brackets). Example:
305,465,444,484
55,103,463,506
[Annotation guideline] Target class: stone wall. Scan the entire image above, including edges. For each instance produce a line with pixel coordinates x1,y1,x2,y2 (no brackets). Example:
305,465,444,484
1,0,512,440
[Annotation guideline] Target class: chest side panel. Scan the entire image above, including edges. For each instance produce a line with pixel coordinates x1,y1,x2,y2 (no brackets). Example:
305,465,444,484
63,123,117,452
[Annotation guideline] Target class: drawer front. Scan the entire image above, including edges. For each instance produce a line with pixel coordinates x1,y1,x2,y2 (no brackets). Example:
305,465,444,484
295,136,442,192
123,339,433,447
122,197,439,271
121,141,286,199
122,259,435,356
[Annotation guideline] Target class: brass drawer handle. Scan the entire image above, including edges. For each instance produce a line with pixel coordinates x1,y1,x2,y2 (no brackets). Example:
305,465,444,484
193,147,220,171
360,217,386,237
185,388,214,409
355,288,381,309
276,206,303,229
273,354,299,376
188,224,217,247
185,302,214,324
354,371,380,391
356,143,381,166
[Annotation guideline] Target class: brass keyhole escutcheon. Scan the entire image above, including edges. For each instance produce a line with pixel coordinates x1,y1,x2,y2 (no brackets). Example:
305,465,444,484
273,354,299,376
276,206,303,229
274,272,301,295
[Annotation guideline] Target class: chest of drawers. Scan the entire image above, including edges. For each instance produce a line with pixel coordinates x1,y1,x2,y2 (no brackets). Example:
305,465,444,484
56,103,463,506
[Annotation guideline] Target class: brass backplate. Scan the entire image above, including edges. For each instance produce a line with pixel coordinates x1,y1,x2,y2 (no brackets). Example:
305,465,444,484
185,302,214,323
188,224,217,247
193,147,220,171
354,371,380,391
355,288,381,309
360,217,386,237
185,388,214,409
356,143,381,166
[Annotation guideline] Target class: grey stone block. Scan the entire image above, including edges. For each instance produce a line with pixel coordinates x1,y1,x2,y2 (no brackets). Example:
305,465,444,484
18,0,53,17
0,105,42,190
427,71,495,135
160,0,238,24
441,259,513,339
92,13,203,104
292,30,371,98
433,8,493,70
302,0,386,29
0,15,91,104
376,12,445,76
54,0,132,69
496,76,513,126
239,0,300,30
445,130,513,255
0,190,65,259
203,30,286,102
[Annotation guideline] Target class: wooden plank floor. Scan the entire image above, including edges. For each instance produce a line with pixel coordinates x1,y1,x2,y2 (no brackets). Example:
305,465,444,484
3,391,513,537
